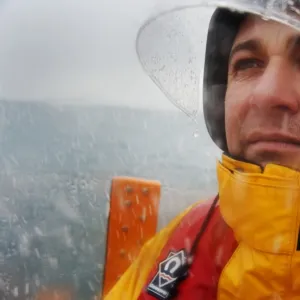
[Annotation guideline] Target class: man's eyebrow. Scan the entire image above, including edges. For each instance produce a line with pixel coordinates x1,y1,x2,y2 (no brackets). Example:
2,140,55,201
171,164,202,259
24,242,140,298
229,39,262,63
229,35,300,62
286,34,300,51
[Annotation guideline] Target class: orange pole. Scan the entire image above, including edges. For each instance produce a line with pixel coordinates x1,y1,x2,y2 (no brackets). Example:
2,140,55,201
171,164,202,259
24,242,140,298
102,176,161,297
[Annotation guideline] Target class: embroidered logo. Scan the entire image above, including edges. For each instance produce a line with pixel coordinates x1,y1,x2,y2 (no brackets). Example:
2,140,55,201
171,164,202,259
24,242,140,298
147,249,188,299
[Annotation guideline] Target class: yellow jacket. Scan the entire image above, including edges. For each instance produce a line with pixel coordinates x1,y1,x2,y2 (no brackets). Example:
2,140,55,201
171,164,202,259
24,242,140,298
105,154,300,299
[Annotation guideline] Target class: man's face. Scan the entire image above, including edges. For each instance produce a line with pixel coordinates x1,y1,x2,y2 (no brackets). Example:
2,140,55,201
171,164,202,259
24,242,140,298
225,15,300,170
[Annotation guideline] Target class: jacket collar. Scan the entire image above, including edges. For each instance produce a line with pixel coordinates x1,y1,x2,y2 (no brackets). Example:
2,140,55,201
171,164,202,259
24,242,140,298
218,154,300,254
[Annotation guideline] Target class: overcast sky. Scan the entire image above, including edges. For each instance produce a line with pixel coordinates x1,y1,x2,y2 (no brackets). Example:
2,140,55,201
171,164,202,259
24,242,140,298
0,0,213,112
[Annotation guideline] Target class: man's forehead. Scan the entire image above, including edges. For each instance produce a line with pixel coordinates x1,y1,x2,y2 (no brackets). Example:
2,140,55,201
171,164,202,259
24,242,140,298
234,14,299,45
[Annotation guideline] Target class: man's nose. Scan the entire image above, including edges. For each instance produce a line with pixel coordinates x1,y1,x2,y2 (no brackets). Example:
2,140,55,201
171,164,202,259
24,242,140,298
250,58,299,113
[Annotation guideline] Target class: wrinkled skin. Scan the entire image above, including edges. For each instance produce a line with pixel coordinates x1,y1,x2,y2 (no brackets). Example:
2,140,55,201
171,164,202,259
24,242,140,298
225,15,300,170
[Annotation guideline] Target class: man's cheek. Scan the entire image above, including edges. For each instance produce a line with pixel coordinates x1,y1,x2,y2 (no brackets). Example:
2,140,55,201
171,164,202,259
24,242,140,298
225,95,246,128
225,113,243,153
226,125,239,151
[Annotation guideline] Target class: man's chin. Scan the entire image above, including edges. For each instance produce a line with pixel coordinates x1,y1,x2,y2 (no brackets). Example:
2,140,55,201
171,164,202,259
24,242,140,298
244,150,300,172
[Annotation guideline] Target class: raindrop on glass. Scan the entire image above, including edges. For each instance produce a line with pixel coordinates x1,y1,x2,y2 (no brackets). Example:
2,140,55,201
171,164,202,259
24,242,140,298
193,129,199,138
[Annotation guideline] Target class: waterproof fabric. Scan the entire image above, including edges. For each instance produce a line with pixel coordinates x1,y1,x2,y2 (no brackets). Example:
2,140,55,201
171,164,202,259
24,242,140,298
105,155,300,299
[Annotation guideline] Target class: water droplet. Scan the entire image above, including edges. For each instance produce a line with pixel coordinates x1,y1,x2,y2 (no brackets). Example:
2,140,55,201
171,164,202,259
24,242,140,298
193,130,199,138
12,286,18,297
192,118,199,138
25,283,29,295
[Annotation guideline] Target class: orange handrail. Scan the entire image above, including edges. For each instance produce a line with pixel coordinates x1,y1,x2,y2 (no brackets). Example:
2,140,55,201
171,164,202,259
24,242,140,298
102,176,161,297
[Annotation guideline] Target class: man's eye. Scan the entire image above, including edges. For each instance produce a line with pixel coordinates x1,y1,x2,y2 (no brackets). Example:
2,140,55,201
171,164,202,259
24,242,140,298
232,58,263,72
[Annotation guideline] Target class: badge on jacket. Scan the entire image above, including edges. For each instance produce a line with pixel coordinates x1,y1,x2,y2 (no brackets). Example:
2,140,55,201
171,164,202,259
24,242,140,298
146,249,189,300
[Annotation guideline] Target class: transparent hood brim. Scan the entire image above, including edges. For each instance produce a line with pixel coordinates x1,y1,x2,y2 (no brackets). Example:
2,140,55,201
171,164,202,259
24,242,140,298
135,0,300,119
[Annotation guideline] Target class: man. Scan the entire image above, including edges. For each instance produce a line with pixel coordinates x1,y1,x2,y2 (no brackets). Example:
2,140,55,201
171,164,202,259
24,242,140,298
105,3,300,300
